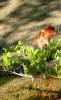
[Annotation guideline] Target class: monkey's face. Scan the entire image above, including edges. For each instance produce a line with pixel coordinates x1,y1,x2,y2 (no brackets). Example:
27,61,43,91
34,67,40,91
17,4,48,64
44,30,56,40
44,26,56,40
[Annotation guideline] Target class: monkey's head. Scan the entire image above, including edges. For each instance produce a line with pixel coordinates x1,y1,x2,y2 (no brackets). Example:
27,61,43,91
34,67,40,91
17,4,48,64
44,26,56,40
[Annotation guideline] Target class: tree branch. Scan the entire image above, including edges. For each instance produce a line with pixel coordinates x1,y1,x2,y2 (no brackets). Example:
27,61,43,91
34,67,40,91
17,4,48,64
9,71,33,78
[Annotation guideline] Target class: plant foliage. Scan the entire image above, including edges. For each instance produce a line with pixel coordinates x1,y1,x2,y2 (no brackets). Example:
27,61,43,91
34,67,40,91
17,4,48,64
0,38,61,76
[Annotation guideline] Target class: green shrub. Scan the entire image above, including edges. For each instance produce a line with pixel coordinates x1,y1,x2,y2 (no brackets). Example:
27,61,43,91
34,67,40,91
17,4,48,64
1,38,61,76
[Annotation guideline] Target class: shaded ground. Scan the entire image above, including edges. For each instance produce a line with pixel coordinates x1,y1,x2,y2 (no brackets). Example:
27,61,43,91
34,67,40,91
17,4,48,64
0,0,61,49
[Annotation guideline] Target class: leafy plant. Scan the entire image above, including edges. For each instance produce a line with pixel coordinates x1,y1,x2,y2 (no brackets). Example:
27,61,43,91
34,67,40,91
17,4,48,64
2,52,14,70
1,41,24,71
44,39,61,75
0,38,61,76
23,47,46,74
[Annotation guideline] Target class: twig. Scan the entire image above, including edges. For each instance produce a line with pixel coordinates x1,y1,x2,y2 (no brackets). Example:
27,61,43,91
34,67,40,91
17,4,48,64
9,71,33,78
9,71,61,79
0,63,33,78
0,63,6,70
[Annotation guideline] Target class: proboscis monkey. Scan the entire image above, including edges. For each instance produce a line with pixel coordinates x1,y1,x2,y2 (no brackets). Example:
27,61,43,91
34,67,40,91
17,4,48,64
33,26,56,49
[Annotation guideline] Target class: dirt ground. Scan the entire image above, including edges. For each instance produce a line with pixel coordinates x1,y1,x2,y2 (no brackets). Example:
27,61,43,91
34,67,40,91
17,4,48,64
0,76,61,100
0,0,61,50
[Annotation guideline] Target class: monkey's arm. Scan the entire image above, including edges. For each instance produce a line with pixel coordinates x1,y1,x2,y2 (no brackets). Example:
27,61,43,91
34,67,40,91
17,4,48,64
33,31,44,46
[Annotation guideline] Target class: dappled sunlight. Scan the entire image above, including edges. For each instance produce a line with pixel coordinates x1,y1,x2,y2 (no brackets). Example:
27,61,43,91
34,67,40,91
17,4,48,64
0,0,61,50
0,0,20,19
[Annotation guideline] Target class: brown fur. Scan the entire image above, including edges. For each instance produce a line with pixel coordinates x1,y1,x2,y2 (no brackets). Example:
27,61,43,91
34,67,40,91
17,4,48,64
33,26,56,49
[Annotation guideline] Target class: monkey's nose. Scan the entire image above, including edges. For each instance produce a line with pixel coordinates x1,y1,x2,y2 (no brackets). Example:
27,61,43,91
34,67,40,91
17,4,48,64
54,32,56,35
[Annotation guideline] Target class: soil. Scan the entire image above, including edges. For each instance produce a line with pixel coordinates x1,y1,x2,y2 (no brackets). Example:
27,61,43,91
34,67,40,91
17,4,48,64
0,76,61,100
0,0,61,50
